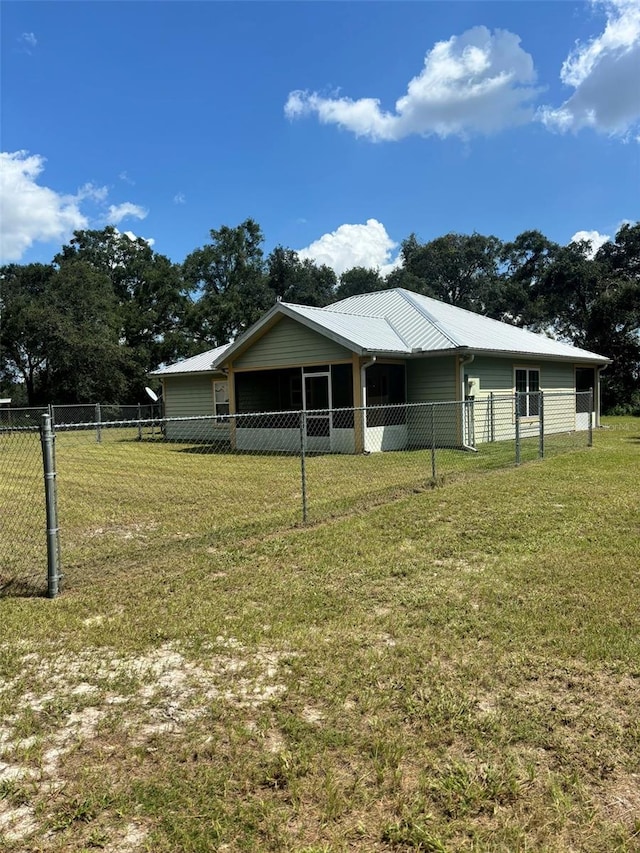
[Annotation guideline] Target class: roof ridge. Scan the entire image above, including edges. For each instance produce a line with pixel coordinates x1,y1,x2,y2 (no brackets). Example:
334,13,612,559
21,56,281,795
397,289,460,348
383,315,412,349
286,301,384,321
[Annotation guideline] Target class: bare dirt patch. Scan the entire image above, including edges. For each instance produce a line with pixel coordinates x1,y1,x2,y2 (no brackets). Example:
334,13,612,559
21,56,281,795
0,637,296,848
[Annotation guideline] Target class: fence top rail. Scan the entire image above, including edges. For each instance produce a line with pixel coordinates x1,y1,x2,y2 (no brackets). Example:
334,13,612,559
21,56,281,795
0,424,42,433
50,390,586,431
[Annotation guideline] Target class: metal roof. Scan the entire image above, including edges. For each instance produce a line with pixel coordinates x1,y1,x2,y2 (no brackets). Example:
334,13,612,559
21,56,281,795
326,289,610,362
150,343,230,376
157,289,609,375
285,303,408,352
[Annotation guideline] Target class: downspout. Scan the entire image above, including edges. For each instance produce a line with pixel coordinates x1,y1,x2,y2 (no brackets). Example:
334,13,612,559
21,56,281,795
360,355,376,452
458,354,477,452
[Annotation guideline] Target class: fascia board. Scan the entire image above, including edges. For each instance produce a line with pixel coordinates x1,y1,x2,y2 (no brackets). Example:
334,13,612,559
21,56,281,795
150,369,228,378
402,346,611,364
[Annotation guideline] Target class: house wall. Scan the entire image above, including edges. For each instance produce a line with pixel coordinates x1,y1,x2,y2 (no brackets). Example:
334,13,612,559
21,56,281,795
404,355,584,448
406,356,457,403
406,356,458,447
162,374,230,442
468,357,578,443
233,317,352,369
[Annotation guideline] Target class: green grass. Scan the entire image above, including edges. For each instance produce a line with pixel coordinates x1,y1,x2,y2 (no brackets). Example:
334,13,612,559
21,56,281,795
0,418,639,851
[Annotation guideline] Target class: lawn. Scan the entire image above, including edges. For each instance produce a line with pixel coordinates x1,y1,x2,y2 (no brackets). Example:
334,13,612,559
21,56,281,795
0,418,638,851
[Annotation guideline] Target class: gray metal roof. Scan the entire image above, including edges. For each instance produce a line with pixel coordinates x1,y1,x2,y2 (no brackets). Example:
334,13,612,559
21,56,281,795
325,289,609,362
150,343,230,376
160,288,609,375
285,303,408,352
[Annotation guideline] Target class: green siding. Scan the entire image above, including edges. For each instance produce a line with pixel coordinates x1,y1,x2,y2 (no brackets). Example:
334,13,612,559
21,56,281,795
233,317,352,369
540,361,575,390
164,375,215,418
468,357,578,443
406,357,459,447
467,356,513,393
407,356,456,403
163,374,229,441
469,356,576,394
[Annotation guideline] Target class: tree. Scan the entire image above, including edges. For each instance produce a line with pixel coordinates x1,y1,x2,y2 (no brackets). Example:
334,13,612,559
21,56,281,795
335,266,384,300
183,219,272,345
44,260,131,403
0,263,56,404
533,223,640,412
500,230,560,326
56,227,193,394
266,246,336,306
0,260,129,404
592,223,640,411
389,232,505,315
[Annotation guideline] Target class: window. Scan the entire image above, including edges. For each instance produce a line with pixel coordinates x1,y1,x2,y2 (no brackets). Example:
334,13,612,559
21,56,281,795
213,380,229,421
515,368,540,418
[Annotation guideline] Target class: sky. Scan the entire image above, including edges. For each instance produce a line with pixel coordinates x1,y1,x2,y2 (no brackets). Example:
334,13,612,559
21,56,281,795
1,0,639,276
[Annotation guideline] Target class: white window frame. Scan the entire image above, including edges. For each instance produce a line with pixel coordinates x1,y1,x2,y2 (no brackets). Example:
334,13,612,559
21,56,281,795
514,367,541,419
213,379,229,422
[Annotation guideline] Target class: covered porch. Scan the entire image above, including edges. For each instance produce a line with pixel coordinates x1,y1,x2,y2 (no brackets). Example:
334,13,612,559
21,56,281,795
230,360,409,454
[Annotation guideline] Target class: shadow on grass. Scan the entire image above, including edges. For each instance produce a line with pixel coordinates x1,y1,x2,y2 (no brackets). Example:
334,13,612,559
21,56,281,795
0,577,48,599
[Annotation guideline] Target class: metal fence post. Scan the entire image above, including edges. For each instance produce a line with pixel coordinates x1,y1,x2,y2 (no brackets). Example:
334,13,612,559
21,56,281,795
538,391,544,459
40,414,61,598
137,402,143,441
299,410,308,523
515,394,521,465
430,404,437,481
489,392,495,442
95,403,102,443
588,389,593,447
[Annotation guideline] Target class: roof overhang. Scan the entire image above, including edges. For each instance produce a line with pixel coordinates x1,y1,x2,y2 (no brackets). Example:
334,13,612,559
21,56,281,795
388,346,611,365
151,369,228,379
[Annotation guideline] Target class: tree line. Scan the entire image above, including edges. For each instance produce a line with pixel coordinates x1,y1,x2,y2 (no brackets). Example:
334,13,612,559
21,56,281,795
1,220,638,413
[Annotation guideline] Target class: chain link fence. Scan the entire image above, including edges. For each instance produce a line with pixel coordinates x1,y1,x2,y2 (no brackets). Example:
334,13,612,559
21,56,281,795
1,391,593,596
0,425,47,595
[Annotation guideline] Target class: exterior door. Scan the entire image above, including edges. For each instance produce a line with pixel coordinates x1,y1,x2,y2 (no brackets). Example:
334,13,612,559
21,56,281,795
304,373,331,452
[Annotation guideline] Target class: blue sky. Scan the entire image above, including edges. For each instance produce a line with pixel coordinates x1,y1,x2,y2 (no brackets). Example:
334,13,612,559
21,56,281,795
1,1,639,275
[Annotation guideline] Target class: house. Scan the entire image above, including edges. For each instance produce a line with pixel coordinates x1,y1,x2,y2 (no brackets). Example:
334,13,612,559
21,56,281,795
153,289,610,452
150,343,230,441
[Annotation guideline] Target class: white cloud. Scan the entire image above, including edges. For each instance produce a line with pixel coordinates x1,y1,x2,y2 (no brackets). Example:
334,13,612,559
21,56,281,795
173,192,186,205
106,202,148,224
0,150,88,262
297,219,400,276
76,182,109,203
540,0,640,136
0,150,150,261
285,27,539,141
570,229,611,257
20,32,37,50
121,229,155,248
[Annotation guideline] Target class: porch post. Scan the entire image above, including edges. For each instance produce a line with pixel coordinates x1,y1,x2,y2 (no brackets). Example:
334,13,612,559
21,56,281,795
352,353,364,454
227,365,237,451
